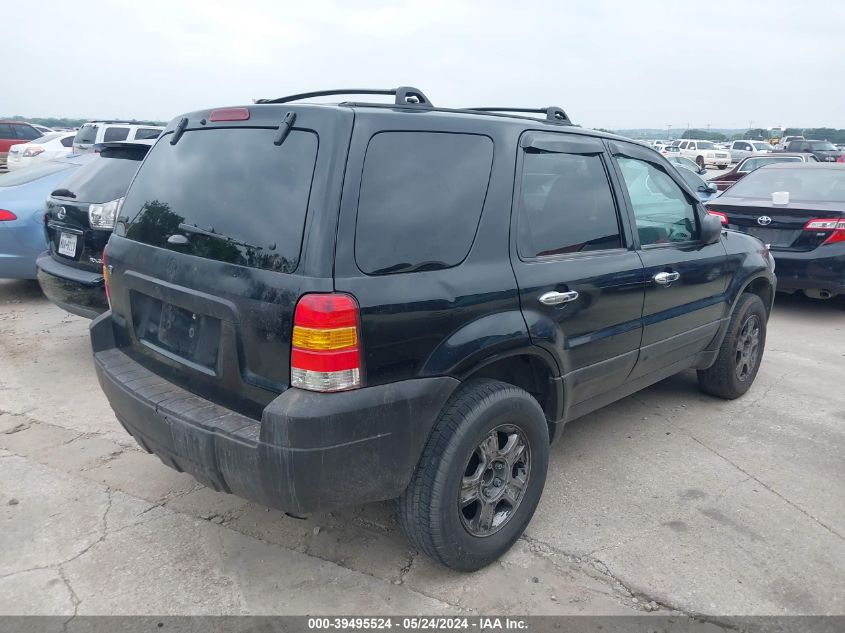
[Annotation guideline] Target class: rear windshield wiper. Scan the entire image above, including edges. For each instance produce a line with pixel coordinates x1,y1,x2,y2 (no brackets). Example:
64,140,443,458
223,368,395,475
176,223,262,250
51,188,76,199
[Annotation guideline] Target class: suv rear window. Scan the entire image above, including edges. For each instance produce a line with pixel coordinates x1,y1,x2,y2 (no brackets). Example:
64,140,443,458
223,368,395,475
52,146,147,202
103,127,130,142
120,128,318,273
133,127,161,140
355,132,493,275
74,124,98,145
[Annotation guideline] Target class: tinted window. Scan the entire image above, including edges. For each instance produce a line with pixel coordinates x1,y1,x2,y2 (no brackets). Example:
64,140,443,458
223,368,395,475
103,127,130,142
74,124,98,145
0,161,74,187
52,147,147,202
121,128,317,273
518,151,621,257
14,125,41,140
725,168,845,203
133,127,161,140
617,157,699,245
355,132,493,275
60,135,74,148
740,156,802,172
0,124,14,139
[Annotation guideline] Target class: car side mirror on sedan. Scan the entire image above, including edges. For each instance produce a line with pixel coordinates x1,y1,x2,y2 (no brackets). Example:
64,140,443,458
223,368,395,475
707,182,718,193
700,211,723,245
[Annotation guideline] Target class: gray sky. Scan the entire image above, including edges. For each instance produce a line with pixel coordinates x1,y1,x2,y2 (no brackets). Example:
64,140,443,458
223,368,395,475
8,0,843,129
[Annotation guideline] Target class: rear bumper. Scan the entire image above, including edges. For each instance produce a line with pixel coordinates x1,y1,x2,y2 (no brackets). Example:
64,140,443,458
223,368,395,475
772,246,845,293
36,253,108,319
90,312,458,514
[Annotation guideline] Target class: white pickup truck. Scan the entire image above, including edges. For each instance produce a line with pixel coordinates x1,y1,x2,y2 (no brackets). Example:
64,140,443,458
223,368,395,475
676,139,731,169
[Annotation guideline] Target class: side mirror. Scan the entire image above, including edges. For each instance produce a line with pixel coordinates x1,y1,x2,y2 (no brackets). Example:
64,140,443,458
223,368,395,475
701,212,723,245
707,182,718,193
698,166,707,175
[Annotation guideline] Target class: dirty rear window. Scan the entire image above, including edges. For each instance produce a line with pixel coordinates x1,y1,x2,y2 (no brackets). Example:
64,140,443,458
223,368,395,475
119,128,318,273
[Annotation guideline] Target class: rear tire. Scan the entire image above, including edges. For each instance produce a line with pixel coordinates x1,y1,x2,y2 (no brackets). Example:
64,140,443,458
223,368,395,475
698,293,767,399
398,379,549,571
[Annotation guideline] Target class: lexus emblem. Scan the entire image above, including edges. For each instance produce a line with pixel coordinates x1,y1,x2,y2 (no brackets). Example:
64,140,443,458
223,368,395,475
757,216,773,226
56,207,66,220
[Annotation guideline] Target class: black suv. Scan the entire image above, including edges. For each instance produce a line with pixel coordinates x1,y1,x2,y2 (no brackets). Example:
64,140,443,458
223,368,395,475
38,141,153,318
90,88,775,571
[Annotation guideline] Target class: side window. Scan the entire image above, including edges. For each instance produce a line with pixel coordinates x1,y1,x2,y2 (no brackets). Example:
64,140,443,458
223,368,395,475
103,127,129,142
616,157,699,246
688,142,696,150
678,141,687,149
15,125,41,140
518,151,622,257
0,124,14,139
60,136,74,147
133,127,161,140
355,132,493,275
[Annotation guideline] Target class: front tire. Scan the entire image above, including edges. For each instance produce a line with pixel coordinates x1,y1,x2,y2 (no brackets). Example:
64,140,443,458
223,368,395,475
398,379,549,571
698,293,767,399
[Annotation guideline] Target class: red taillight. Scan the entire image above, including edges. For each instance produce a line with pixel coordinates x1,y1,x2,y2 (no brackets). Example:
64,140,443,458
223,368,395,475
209,107,250,122
804,218,845,245
0,209,17,221
291,293,362,392
707,210,728,225
102,244,111,308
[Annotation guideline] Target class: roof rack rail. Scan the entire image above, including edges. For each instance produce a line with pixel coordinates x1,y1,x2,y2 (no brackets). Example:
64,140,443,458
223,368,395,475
255,86,432,107
467,107,571,124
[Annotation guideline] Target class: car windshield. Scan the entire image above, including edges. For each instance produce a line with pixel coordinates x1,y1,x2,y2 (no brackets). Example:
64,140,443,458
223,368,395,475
33,132,64,144
808,141,837,151
739,156,802,172
726,167,845,203
697,141,716,150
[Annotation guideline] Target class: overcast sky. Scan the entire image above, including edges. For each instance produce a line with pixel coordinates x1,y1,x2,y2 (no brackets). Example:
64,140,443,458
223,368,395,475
8,0,843,130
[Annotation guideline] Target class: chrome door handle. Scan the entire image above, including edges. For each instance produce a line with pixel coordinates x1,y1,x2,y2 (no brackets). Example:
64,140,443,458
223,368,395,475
539,290,579,305
653,271,681,285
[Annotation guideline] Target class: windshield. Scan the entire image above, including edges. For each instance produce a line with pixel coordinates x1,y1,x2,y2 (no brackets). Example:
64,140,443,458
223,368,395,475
0,161,73,187
740,156,802,172
34,132,64,144
120,127,318,274
697,141,716,150
726,167,845,203
808,141,837,151
752,142,771,151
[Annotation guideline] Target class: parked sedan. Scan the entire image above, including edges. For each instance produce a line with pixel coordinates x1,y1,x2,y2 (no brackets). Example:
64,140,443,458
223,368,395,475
37,141,153,318
705,163,845,299
708,153,816,191
6,132,75,171
0,157,92,279
0,120,43,170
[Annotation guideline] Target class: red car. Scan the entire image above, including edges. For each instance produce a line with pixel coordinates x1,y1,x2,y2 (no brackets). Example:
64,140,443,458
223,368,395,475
0,121,43,170
708,153,817,191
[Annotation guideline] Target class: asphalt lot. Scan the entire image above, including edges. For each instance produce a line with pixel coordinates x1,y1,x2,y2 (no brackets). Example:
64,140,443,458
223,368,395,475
1,169,844,622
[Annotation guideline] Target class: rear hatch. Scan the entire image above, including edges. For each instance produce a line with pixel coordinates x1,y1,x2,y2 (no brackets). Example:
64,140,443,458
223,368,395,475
106,105,352,418
45,145,149,271
707,166,845,251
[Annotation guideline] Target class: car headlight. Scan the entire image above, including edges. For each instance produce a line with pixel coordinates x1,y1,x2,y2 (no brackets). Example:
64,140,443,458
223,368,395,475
88,197,123,230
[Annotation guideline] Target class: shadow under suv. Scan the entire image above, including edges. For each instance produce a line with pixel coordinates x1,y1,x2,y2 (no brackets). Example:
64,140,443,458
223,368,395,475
90,87,776,571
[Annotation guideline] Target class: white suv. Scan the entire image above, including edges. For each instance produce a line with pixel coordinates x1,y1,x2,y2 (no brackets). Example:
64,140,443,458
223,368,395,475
676,139,731,169
72,121,164,153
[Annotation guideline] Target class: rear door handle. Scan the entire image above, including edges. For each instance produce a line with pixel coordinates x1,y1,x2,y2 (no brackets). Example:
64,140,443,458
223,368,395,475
539,290,579,305
653,271,681,285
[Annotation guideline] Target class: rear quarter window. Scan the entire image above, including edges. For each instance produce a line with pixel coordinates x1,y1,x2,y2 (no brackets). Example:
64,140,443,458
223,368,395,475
354,132,493,275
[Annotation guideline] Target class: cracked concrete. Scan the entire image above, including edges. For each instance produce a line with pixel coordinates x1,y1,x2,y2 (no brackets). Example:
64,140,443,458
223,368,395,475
0,279,843,620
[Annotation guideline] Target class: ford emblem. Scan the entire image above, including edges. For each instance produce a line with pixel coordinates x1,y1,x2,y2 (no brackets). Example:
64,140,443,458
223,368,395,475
757,216,772,226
